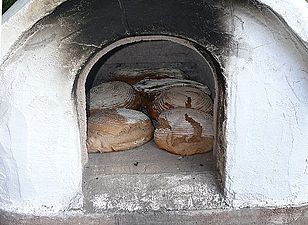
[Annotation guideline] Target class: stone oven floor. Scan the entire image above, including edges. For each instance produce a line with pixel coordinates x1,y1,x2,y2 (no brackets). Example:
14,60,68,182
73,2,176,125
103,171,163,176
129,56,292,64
82,141,226,214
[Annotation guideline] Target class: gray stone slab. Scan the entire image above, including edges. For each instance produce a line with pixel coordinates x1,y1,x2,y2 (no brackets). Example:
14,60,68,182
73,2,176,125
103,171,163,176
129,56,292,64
2,206,308,225
83,172,224,213
83,141,224,213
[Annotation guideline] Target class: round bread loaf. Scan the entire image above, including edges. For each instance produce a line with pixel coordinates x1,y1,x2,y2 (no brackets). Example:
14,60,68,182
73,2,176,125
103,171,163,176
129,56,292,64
154,108,214,156
89,81,141,112
133,78,211,98
148,86,213,120
87,109,154,153
112,68,187,85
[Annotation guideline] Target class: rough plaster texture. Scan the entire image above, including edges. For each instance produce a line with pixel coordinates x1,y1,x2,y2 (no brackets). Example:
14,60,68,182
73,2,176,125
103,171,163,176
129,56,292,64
0,0,308,214
224,4,308,208
0,28,84,212
1,5,87,212
1,0,67,62
260,0,308,46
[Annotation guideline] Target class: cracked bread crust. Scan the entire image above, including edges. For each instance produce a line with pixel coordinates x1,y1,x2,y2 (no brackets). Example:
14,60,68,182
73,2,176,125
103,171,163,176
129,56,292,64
154,108,214,156
87,109,154,153
89,81,141,111
148,86,213,120
111,68,187,85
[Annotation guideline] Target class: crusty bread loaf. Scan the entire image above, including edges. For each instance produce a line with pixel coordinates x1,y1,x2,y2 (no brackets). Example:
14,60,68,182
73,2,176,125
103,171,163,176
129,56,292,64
89,81,141,112
148,86,213,120
133,78,211,98
112,68,187,85
87,109,154,153
154,108,214,156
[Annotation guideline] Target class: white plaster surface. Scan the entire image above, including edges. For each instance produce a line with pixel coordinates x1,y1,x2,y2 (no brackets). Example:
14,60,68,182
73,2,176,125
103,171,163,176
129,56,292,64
260,0,308,45
1,0,67,62
0,22,84,213
224,6,308,208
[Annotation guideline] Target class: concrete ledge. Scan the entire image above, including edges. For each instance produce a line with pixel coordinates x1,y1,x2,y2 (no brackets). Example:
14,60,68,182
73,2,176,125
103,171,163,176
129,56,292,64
1,205,308,225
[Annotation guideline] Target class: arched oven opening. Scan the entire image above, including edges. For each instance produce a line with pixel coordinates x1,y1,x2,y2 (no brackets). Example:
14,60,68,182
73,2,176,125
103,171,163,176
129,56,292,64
77,36,227,212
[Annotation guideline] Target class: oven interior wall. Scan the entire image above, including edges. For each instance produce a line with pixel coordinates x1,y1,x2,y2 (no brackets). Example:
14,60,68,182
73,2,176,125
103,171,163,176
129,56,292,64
86,40,215,96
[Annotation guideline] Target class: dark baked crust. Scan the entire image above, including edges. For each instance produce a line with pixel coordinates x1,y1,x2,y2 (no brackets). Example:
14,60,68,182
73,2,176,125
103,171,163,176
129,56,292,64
148,86,213,120
154,108,214,156
87,109,154,153
89,81,142,112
